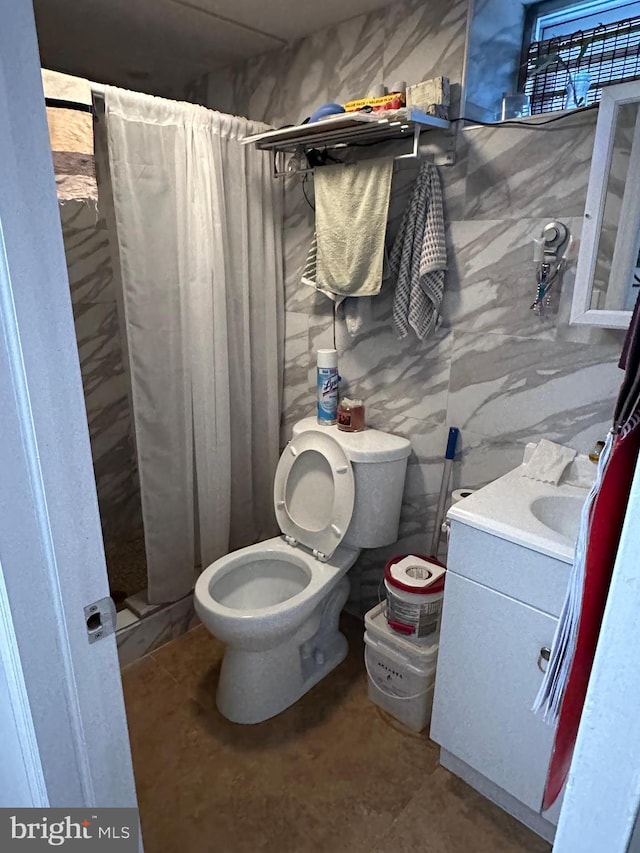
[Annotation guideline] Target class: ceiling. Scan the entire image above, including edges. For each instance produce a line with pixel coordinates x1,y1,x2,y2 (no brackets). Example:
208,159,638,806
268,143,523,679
33,0,394,99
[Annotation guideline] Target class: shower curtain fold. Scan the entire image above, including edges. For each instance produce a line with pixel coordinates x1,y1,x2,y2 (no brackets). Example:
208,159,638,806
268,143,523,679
99,89,283,604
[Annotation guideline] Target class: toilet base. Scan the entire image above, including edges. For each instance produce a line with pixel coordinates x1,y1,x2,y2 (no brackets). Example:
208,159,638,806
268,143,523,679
216,577,350,724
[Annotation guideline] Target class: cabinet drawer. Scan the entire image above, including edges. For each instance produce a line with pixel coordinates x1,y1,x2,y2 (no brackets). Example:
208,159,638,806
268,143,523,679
448,520,570,617
431,572,557,813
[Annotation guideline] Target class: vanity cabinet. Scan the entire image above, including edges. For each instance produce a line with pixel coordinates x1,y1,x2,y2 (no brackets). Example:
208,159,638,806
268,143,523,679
431,571,556,811
431,518,568,839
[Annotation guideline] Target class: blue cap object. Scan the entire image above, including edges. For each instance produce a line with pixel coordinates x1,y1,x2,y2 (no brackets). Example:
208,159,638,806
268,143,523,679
309,103,346,122
445,427,460,460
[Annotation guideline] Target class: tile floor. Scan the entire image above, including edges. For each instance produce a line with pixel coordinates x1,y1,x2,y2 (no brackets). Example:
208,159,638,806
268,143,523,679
121,615,552,853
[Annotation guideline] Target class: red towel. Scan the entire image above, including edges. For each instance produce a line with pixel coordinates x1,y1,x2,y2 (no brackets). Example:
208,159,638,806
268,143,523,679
543,423,640,809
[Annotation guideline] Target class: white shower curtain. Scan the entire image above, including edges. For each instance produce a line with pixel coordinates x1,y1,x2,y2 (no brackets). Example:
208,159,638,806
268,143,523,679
102,88,283,603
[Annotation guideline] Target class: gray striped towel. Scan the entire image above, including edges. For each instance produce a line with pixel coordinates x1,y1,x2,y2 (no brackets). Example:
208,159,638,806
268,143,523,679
389,162,447,340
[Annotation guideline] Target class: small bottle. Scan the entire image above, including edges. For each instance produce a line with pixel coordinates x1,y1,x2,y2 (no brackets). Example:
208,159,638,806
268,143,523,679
317,349,339,425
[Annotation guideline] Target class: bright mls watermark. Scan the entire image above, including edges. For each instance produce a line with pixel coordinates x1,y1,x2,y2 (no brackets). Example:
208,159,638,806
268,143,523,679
0,810,139,850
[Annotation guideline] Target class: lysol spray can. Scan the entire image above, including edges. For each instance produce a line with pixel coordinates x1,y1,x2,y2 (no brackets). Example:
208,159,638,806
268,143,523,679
317,349,339,425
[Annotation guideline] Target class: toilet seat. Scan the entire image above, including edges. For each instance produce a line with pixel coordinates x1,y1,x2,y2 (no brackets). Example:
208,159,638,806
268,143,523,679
274,430,355,560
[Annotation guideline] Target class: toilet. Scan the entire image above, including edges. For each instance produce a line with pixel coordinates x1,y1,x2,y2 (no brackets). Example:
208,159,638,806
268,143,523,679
194,417,411,724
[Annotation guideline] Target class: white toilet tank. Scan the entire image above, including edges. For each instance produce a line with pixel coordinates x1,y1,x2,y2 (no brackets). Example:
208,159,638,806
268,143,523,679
291,418,411,550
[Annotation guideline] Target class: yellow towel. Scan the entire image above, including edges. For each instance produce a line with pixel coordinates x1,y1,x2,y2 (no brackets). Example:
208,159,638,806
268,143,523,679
314,157,394,297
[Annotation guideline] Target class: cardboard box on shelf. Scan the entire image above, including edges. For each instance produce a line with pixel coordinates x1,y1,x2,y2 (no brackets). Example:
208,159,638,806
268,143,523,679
406,77,450,119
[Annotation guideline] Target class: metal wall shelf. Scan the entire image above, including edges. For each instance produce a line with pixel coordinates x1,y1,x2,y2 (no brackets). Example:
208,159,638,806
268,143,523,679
241,109,454,176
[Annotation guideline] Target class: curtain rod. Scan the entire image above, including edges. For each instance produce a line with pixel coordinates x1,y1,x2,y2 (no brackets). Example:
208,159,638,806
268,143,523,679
45,85,105,114
45,97,93,114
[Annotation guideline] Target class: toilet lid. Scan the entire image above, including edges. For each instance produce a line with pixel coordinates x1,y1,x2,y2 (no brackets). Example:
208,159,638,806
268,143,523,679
274,430,355,559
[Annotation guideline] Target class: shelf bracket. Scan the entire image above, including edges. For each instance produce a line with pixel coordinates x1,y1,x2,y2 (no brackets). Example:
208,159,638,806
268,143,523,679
393,121,421,162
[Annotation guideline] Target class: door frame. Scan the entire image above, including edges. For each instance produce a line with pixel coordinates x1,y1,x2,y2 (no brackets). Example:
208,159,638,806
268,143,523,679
4,1,640,850
0,0,138,815
553,454,640,852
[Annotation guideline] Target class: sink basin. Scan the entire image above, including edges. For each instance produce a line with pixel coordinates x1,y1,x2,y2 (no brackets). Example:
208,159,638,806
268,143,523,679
530,494,586,541
447,443,594,563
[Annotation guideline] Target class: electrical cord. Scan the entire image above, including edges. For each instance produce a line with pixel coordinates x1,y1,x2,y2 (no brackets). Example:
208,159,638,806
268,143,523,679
332,302,336,349
279,103,598,136
300,104,599,168
302,173,315,211
451,102,598,129
297,103,599,207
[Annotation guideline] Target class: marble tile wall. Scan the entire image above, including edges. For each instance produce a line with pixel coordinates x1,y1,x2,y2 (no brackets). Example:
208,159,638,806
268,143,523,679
200,0,627,615
49,86,145,593
117,593,199,668
60,198,143,551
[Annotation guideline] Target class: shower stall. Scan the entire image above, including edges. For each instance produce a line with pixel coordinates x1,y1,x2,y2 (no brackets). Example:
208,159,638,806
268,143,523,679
49,78,147,607
46,71,284,652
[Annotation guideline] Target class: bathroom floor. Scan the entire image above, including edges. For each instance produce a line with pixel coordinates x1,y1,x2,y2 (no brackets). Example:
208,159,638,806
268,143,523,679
121,614,551,853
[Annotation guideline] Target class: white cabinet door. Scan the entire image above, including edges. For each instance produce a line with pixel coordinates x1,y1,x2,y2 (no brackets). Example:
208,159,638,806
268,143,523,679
431,572,557,813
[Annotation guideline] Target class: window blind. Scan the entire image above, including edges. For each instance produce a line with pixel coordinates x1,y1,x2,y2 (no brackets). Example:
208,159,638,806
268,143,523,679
524,15,640,114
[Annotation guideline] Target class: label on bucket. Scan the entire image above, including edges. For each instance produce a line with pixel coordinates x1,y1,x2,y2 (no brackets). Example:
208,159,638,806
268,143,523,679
387,594,441,638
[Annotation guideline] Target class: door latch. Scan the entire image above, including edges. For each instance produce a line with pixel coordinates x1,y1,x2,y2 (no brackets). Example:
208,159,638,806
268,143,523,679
84,596,117,644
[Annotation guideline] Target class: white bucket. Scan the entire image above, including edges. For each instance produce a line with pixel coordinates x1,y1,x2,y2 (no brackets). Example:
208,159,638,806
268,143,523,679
364,603,439,732
384,554,445,641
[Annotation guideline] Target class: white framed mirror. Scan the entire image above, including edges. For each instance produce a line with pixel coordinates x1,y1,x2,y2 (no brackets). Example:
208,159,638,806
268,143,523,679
571,81,640,329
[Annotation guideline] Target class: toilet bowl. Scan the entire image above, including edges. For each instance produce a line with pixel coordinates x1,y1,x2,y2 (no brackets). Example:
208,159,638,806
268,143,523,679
196,538,358,723
195,418,411,724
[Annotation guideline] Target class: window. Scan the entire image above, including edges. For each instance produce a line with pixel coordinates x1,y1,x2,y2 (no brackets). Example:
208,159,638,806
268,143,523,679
522,0,640,114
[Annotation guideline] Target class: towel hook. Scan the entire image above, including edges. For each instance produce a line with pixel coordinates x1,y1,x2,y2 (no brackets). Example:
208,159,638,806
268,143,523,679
531,221,572,318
